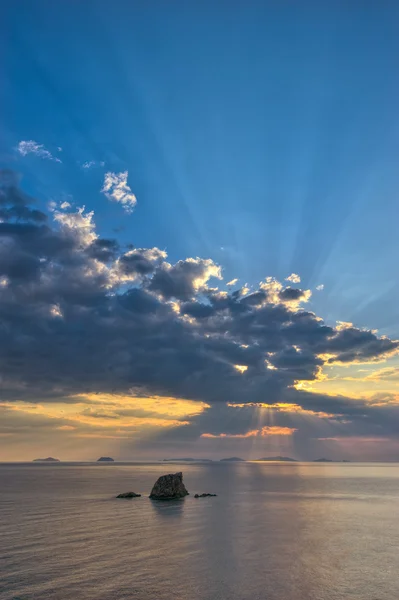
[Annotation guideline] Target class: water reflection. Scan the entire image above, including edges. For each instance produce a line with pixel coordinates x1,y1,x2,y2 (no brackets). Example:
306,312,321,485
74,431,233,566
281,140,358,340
2,462,399,600
149,498,186,519
187,462,350,599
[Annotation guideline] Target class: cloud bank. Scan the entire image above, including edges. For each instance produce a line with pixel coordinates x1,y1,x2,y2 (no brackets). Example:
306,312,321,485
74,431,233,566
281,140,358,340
1,170,399,457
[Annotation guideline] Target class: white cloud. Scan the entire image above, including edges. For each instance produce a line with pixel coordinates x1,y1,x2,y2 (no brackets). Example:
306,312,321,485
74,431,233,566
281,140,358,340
48,199,71,211
101,171,137,213
259,276,312,309
17,140,62,163
286,273,301,283
82,161,95,169
109,247,168,286
50,304,63,319
336,321,353,331
226,278,238,286
81,160,105,169
54,206,97,247
316,284,324,291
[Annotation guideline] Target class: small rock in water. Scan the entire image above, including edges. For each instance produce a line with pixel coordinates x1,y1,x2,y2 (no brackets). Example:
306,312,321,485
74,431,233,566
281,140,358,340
149,472,189,500
116,492,141,498
194,493,217,498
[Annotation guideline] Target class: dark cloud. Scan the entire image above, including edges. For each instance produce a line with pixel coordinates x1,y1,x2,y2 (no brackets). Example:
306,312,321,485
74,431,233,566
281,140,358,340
0,170,33,207
279,287,306,301
119,288,164,315
86,238,120,262
148,258,221,300
323,327,397,363
1,172,398,443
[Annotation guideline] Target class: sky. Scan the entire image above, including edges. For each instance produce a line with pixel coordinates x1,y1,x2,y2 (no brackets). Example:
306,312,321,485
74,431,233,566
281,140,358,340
1,1,399,461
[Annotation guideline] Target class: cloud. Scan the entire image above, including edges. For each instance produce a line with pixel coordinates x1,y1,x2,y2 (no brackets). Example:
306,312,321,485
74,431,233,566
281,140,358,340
279,287,309,302
316,284,324,291
201,426,297,438
234,365,248,373
53,205,97,246
1,170,399,455
0,394,205,460
226,278,238,286
286,273,301,283
81,161,105,170
16,141,62,163
149,257,222,300
364,368,399,382
101,171,137,213
227,402,337,419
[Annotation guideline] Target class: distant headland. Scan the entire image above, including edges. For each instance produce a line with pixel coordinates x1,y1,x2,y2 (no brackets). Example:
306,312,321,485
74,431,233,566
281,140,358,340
30,455,350,463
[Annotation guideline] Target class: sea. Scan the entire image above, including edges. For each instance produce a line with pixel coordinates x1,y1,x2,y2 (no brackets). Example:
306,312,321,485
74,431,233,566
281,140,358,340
1,462,399,600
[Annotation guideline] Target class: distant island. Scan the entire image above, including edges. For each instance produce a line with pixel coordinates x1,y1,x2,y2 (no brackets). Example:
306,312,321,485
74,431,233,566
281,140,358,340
220,457,245,462
255,456,298,462
313,458,333,462
33,457,60,462
97,457,115,462
162,458,213,462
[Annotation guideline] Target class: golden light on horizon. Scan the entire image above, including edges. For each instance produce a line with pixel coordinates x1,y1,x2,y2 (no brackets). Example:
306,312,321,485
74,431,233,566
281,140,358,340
0,394,209,441
201,425,297,438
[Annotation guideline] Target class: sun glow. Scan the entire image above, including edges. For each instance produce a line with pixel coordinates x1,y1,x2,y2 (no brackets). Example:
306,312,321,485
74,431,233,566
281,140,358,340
201,426,297,438
234,364,248,373
0,395,209,439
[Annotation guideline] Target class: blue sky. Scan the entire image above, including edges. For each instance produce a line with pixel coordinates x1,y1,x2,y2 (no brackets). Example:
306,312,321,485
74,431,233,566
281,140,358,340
2,0,399,334
1,1,399,459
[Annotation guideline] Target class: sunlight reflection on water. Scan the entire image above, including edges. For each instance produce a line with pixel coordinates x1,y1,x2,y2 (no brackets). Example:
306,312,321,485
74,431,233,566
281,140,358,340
1,462,399,600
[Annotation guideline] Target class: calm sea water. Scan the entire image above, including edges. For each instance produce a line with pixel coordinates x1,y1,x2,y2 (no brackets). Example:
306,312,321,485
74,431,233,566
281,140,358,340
1,462,399,600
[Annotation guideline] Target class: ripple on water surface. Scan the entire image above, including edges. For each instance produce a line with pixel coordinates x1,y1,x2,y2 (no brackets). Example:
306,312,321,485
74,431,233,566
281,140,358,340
1,462,399,600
